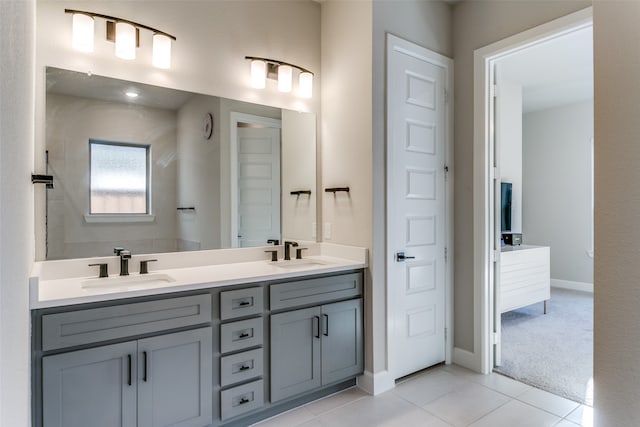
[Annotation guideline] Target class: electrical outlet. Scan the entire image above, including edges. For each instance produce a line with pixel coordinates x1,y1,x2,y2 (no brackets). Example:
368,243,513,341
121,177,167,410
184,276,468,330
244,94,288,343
324,222,332,240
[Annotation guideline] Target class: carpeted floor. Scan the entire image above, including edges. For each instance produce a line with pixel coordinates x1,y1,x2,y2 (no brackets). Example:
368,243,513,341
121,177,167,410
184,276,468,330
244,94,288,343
494,288,593,405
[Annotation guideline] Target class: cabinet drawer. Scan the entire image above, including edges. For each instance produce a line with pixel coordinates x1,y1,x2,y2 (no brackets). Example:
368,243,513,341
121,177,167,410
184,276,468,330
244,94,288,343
220,317,263,354
42,294,212,351
220,379,264,421
220,287,263,320
220,348,263,387
270,272,362,311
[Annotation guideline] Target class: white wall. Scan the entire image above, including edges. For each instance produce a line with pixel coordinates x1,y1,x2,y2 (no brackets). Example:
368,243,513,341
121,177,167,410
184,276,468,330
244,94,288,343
594,2,640,423
46,93,178,258
498,79,523,233
0,1,35,425
451,0,591,353
523,100,593,285
281,109,317,243
176,94,221,251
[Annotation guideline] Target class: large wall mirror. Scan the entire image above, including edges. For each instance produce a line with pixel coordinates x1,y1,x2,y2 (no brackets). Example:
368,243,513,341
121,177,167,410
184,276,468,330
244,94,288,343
42,67,316,260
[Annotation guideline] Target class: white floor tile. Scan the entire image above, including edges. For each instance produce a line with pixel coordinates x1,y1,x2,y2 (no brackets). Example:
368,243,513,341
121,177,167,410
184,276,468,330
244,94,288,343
517,387,580,418
565,405,594,427
309,391,453,427
424,382,510,427
304,386,368,416
553,420,581,427
471,373,532,397
251,406,316,427
469,400,560,427
393,369,468,406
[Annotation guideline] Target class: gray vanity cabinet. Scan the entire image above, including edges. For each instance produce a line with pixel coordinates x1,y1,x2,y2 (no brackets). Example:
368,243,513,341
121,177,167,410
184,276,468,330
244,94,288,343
43,327,212,427
137,328,213,427
270,298,363,403
42,341,138,427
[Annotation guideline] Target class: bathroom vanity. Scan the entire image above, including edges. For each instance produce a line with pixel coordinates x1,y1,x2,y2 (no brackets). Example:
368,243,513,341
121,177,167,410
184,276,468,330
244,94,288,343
30,245,366,427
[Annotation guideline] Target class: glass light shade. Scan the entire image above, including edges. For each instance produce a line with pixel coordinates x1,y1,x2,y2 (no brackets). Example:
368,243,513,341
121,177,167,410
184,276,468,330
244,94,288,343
115,22,136,60
250,60,266,89
71,13,94,53
278,65,293,93
299,72,313,98
152,34,172,69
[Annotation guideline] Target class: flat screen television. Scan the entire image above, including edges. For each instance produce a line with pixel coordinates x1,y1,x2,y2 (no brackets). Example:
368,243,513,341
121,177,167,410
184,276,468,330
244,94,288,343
501,182,512,233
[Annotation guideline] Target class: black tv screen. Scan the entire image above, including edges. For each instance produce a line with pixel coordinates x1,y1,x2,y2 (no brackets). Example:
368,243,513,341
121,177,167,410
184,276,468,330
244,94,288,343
501,182,512,233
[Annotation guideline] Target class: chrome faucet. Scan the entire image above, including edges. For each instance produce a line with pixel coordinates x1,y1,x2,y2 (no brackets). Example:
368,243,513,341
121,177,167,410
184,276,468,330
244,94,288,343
284,241,299,261
114,247,131,276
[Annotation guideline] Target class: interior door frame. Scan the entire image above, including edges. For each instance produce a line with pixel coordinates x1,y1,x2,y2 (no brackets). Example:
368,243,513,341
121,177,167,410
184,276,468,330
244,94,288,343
385,33,454,379
229,112,282,248
472,8,593,374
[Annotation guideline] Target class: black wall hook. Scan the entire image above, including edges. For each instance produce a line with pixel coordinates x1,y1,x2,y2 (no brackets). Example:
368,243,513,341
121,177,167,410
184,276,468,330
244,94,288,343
324,187,350,194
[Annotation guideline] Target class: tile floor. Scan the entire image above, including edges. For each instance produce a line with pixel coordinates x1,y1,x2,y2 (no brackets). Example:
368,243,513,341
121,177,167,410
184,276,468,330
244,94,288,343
252,364,594,427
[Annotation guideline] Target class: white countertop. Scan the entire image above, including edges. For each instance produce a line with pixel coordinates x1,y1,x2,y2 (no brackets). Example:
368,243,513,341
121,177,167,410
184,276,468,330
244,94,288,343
30,243,367,309
501,244,548,252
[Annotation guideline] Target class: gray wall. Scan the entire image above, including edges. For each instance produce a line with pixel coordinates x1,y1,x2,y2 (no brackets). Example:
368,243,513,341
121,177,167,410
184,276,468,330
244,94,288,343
523,100,593,285
594,1,640,423
0,1,34,425
498,79,523,233
451,0,591,352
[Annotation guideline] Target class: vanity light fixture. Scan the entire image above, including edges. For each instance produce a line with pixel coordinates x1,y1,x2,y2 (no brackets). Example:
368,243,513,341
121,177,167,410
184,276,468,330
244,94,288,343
245,56,314,98
71,13,94,53
65,9,176,69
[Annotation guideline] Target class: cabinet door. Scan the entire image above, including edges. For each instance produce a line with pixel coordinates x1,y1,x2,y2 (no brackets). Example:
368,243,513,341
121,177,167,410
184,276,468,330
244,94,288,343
137,327,213,427
42,341,137,427
270,306,321,402
321,299,363,385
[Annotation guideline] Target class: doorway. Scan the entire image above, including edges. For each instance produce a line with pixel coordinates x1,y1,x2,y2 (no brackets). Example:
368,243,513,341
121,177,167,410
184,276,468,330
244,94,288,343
386,34,454,380
473,7,593,402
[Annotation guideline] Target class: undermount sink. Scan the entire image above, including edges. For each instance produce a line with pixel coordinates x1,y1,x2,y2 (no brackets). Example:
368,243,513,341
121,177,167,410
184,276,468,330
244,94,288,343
271,258,330,269
81,273,176,289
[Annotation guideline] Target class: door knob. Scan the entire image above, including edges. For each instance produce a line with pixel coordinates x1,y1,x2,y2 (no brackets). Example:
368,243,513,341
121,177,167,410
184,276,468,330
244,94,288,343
395,251,416,262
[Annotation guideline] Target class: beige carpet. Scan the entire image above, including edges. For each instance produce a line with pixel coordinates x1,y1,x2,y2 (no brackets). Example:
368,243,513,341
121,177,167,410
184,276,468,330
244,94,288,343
494,288,593,404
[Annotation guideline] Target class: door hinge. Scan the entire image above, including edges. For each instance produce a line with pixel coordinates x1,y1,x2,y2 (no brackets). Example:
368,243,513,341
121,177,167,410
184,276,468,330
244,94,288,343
492,84,498,98
444,165,449,181
444,247,448,262
490,166,498,181
444,327,448,342
492,332,500,345
490,249,499,263
444,88,449,104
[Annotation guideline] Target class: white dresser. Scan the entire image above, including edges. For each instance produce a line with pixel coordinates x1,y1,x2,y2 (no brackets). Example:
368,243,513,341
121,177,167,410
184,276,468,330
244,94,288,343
500,245,550,313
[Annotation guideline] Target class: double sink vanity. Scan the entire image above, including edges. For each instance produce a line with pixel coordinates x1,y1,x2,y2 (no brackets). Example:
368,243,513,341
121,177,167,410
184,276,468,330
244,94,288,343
30,243,367,427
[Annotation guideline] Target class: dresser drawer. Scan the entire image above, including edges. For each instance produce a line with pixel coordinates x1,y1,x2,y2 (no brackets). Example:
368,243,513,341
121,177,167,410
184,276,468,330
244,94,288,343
42,294,212,351
220,348,263,387
220,379,264,421
270,272,362,311
220,317,263,354
220,287,263,320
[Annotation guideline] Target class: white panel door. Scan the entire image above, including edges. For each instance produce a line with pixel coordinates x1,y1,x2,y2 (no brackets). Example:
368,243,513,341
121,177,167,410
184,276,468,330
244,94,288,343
237,127,281,247
387,34,449,379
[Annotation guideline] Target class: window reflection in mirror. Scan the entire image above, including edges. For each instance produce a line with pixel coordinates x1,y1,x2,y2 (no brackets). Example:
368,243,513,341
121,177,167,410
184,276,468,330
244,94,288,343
42,67,316,260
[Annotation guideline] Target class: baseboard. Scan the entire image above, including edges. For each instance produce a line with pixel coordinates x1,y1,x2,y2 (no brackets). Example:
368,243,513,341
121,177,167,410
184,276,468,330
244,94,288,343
551,278,593,293
357,370,395,395
452,347,483,373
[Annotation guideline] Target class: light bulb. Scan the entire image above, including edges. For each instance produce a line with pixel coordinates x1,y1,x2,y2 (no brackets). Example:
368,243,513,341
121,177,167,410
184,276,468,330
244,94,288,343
71,13,94,53
278,65,293,93
250,60,266,89
115,22,136,60
299,72,313,98
152,34,172,69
